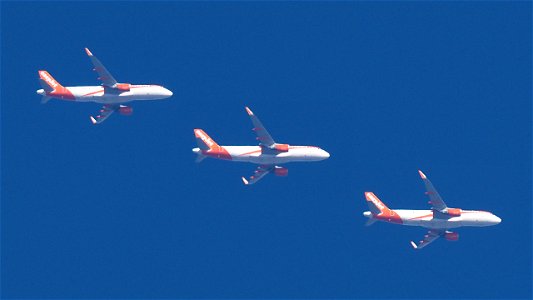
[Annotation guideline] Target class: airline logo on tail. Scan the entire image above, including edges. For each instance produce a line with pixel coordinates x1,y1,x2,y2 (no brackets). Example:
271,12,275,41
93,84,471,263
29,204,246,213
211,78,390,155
195,129,215,149
39,70,60,89
198,131,214,148
193,129,232,160
366,192,386,212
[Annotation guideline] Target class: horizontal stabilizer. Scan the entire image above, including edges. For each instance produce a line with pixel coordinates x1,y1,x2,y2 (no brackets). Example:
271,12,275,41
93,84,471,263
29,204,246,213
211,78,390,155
195,154,207,163
41,96,51,104
365,218,377,226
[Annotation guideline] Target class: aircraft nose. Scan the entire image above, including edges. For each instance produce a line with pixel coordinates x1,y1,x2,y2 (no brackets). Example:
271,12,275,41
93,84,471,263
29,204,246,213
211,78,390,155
163,88,173,97
321,149,330,159
492,215,502,225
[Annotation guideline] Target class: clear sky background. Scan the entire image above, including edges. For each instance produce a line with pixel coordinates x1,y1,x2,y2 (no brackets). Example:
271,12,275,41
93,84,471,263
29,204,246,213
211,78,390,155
2,1,531,299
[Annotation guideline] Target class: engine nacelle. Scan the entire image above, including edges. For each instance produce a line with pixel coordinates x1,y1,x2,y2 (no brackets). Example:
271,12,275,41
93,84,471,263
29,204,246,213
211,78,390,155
446,208,462,217
444,232,459,241
274,144,289,152
274,167,288,177
118,105,133,116
115,83,131,91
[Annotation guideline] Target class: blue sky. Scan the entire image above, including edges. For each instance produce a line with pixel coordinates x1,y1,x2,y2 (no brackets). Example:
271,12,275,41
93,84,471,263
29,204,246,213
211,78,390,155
2,1,531,298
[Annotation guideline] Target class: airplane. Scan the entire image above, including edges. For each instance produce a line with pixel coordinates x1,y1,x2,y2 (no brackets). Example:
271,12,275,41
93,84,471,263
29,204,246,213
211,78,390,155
193,106,330,185
363,170,501,249
36,48,173,124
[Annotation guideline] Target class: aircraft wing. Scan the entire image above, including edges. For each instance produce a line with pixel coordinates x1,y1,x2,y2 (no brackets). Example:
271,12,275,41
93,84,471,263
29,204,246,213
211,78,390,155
245,106,276,148
418,170,448,211
90,104,118,124
241,164,274,185
85,48,118,87
410,229,443,250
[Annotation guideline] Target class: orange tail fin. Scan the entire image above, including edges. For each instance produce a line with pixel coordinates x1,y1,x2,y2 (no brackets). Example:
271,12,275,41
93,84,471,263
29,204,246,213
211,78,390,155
38,70,63,92
194,129,220,150
365,192,393,215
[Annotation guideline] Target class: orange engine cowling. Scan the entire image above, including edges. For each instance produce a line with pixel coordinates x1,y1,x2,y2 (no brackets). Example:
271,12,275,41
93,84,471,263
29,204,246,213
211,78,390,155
274,144,289,152
115,83,131,91
119,105,133,116
444,232,459,241
446,208,462,217
274,167,288,176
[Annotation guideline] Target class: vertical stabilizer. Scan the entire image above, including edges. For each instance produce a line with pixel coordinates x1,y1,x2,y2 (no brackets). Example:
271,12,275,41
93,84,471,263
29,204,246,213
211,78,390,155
364,192,403,224
38,70,63,92
365,192,392,215
194,129,220,150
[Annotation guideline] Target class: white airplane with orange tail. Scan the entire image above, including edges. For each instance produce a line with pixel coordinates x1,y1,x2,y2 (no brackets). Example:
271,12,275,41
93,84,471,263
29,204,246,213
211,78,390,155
36,48,173,124
193,107,330,185
363,170,501,249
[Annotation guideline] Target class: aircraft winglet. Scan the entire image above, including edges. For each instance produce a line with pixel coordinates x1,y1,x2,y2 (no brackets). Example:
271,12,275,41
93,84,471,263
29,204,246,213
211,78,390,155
418,170,427,179
85,47,93,56
90,116,97,124
245,106,253,116
410,241,418,249
241,177,249,185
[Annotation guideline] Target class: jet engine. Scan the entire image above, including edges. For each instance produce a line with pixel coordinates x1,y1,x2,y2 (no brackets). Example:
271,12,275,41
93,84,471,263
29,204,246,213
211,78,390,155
446,208,462,217
274,144,289,152
115,83,131,91
118,105,133,116
444,231,459,241
274,166,288,176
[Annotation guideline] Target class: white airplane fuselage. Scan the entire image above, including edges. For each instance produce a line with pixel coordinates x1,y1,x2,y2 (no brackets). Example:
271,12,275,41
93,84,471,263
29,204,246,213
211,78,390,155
193,145,330,164
37,85,173,104
363,209,501,230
